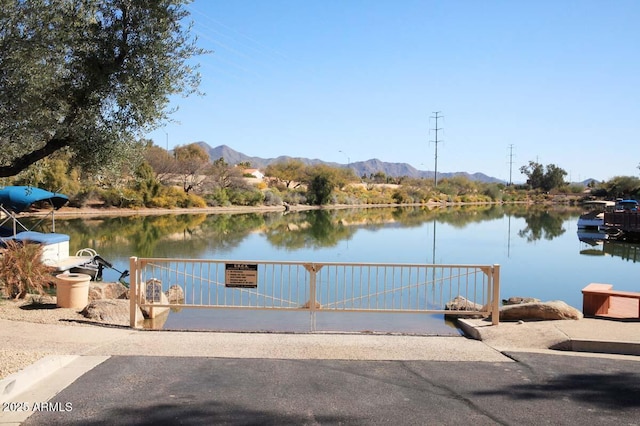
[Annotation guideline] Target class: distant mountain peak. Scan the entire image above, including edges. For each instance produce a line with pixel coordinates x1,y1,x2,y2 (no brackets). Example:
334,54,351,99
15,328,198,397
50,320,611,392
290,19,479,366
194,142,505,183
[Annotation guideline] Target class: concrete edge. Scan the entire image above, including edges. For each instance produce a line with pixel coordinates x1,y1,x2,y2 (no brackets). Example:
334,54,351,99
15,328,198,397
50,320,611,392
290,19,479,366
0,356,110,425
458,318,640,357
570,339,640,356
0,355,79,404
456,319,482,341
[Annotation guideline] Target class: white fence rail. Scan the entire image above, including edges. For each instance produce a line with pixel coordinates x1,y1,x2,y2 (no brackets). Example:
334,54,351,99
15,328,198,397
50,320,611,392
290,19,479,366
129,257,500,329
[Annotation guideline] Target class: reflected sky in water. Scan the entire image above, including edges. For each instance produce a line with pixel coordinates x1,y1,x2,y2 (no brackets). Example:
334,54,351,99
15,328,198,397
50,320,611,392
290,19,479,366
50,205,640,326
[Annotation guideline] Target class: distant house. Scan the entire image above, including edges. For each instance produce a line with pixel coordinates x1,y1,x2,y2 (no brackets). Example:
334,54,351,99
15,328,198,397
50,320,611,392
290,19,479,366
242,168,265,180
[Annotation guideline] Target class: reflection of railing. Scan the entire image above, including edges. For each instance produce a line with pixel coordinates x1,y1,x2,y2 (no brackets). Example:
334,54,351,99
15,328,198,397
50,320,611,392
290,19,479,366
129,257,500,330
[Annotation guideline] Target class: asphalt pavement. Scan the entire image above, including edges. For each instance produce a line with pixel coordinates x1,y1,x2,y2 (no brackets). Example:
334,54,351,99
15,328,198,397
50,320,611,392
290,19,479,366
11,353,640,425
1,317,640,425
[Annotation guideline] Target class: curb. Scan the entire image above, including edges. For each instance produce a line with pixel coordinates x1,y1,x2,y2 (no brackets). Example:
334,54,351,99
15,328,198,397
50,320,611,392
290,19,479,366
458,318,640,357
570,339,640,356
0,355,78,404
456,319,481,341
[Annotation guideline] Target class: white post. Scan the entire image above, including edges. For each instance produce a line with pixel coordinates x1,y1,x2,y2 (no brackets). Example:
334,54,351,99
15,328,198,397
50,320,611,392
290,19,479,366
491,264,501,325
129,257,141,328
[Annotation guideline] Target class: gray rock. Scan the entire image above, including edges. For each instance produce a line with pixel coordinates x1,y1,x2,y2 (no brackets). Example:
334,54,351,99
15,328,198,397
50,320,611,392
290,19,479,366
500,300,583,321
445,296,485,319
445,296,484,311
165,285,184,304
502,296,541,305
81,299,143,325
88,282,128,301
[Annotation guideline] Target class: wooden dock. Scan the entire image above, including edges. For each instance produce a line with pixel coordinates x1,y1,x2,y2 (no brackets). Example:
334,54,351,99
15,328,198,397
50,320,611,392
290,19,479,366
604,211,640,237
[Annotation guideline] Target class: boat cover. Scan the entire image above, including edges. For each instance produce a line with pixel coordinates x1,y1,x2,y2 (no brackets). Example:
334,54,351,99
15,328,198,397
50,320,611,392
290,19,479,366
0,186,68,213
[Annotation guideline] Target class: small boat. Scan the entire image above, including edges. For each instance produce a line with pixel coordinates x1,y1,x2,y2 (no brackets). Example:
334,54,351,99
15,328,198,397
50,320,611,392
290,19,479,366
614,199,639,212
577,200,615,230
0,186,125,281
69,248,129,282
577,229,608,244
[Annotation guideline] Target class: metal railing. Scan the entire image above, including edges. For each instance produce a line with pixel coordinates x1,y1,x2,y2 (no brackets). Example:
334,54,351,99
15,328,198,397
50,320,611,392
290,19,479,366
129,257,500,329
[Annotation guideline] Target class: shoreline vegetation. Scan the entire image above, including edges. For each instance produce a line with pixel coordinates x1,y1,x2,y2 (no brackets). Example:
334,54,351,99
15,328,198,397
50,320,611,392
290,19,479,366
45,200,536,218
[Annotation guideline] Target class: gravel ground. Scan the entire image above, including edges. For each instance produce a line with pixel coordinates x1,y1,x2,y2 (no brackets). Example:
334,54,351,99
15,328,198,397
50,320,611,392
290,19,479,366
0,296,109,380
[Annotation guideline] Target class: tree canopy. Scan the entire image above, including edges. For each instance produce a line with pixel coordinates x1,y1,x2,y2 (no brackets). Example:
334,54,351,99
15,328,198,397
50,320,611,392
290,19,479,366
0,0,203,177
519,161,567,192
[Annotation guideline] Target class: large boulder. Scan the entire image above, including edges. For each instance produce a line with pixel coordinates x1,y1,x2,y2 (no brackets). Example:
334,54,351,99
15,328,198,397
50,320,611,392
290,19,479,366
445,295,483,311
500,300,583,321
88,282,128,301
445,296,485,319
81,299,143,325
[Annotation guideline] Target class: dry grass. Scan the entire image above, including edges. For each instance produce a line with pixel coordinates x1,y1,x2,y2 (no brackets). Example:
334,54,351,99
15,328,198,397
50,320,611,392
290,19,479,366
0,240,54,299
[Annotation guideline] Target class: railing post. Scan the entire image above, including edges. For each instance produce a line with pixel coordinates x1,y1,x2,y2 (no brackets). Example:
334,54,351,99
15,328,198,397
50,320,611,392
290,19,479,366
309,264,317,332
491,264,500,325
304,263,320,332
129,256,140,328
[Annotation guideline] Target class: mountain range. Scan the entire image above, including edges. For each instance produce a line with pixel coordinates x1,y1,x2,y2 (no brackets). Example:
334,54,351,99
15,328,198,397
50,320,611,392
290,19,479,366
195,142,506,183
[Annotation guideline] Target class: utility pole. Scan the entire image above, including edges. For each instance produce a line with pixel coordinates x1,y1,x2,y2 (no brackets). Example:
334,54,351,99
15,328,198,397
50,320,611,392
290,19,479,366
508,144,515,186
430,112,443,187
339,150,350,169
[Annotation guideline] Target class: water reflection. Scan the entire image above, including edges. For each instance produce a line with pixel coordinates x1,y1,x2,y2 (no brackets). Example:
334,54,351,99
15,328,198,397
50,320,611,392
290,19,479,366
43,204,640,332
516,207,574,242
578,233,640,263
51,205,585,258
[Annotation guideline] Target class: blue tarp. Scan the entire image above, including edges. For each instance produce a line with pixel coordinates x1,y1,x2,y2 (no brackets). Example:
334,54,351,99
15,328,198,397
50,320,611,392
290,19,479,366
0,186,68,213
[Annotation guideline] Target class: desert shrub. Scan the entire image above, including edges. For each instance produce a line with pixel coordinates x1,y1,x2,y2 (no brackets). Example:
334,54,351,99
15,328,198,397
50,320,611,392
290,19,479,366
149,187,206,208
179,192,207,208
263,190,283,206
392,189,409,204
282,190,307,205
205,188,231,206
0,240,54,299
68,187,98,208
482,185,503,201
229,188,264,206
100,188,144,208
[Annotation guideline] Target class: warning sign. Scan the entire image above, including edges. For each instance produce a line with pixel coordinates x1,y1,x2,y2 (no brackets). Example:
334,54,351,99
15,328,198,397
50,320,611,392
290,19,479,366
225,263,258,288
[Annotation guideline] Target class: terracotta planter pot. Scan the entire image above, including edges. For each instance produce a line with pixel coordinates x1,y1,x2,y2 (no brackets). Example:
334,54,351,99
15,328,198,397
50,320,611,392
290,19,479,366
55,273,91,309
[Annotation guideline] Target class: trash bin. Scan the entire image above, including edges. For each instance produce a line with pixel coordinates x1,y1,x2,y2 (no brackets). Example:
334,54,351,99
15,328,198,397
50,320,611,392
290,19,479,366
55,273,91,309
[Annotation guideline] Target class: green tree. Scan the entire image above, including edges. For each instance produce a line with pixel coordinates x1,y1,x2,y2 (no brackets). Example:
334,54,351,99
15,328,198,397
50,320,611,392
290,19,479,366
542,164,567,191
144,143,178,184
305,165,339,205
602,176,640,198
207,157,246,191
265,160,306,188
174,144,210,193
519,161,567,191
133,161,161,206
519,161,545,189
372,172,388,184
0,0,204,177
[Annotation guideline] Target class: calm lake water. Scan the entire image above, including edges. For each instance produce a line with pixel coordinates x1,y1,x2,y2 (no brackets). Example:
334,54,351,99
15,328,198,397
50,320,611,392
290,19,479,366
50,205,640,333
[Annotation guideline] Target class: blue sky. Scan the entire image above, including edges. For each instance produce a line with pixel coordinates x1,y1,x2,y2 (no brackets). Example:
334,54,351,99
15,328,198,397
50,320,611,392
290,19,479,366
146,0,639,183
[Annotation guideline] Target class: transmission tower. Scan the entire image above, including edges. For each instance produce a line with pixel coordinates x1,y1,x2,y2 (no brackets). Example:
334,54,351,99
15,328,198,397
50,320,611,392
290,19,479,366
430,112,443,187
508,144,515,186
